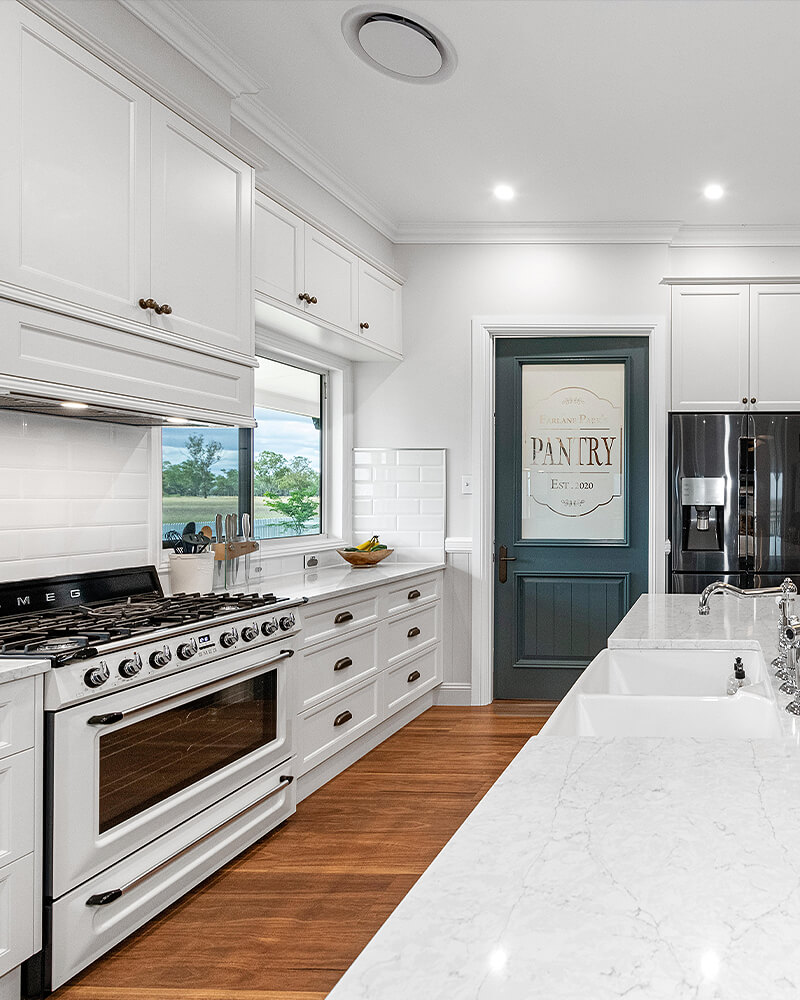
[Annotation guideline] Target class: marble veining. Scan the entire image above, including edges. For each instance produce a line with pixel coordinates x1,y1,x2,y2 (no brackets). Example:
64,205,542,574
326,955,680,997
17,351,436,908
0,656,49,683
263,561,444,603
329,595,800,999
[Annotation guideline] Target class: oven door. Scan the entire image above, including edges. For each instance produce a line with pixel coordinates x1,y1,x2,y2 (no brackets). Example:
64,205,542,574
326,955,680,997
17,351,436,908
49,643,294,899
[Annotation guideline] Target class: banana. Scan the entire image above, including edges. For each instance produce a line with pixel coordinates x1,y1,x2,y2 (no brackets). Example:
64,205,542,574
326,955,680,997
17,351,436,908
356,534,380,551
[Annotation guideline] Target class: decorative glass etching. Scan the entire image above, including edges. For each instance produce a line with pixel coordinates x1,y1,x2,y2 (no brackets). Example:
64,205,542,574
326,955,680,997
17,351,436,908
521,362,625,541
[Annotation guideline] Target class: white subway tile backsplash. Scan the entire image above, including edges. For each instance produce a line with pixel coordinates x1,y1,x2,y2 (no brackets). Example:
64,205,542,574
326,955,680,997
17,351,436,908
353,500,373,516
420,499,445,515
373,498,420,515
0,410,153,581
397,482,445,499
354,467,372,482
420,466,444,482
397,515,445,532
355,482,396,498
396,450,443,466
373,466,420,482
354,514,396,532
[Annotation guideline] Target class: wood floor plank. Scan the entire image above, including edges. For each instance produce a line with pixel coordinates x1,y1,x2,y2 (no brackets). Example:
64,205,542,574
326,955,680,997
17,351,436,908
53,704,553,1000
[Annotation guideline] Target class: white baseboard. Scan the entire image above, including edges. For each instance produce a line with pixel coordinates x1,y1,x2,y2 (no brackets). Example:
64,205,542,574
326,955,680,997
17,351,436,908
297,691,435,803
433,682,472,706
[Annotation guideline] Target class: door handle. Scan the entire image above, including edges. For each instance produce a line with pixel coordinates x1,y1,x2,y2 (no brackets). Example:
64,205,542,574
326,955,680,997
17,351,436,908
498,545,517,584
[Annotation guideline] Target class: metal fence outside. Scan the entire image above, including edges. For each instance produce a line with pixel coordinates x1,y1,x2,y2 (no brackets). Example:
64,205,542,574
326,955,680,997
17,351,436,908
163,518,320,541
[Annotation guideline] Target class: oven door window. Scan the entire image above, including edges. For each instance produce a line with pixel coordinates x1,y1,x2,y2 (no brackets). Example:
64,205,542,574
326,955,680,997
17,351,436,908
98,671,277,834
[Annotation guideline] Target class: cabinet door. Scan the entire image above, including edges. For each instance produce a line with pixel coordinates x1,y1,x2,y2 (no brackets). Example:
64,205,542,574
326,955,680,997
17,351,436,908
149,105,254,358
253,193,305,310
749,285,800,410
0,4,150,322
671,285,749,411
358,262,402,355
303,226,358,333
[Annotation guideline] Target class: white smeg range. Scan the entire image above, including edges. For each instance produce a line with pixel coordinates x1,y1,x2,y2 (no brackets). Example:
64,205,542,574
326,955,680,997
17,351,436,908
0,566,303,993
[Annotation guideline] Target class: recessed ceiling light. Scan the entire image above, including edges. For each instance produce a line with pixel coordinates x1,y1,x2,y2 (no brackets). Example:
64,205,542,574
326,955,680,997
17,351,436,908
704,183,724,200
494,184,515,201
342,7,457,84
60,401,89,410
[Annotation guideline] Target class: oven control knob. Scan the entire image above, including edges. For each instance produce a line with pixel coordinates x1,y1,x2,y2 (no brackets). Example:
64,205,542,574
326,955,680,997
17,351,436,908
279,613,296,631
241,625,259,643
261,618,278,636
149,645,172,669
220,628,239,649
118,653,142,679
84,661,110,688
177,639,198,661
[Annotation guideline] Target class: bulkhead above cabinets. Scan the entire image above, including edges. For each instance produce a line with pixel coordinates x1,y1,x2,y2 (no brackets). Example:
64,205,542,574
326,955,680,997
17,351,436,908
253,191,403,362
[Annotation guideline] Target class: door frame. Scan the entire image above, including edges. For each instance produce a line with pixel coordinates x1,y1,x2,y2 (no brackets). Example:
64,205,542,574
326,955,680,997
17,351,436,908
470,315,668,706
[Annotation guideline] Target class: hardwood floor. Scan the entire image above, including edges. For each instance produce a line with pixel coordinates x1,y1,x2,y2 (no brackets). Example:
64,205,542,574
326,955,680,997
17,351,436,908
54,703,556,1000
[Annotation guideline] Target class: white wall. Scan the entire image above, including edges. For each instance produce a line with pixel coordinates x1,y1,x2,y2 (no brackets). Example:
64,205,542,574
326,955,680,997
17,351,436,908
354,242,672,538
0,411,153,583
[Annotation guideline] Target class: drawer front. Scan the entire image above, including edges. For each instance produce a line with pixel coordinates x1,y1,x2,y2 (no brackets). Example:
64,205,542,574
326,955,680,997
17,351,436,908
303,594,379,646
0,853,35,978
299,677,381,774
385,646,441,716
0,677,35,761
384,603,440,666
384,574,442,617
300,626,379,711
0,749,35,869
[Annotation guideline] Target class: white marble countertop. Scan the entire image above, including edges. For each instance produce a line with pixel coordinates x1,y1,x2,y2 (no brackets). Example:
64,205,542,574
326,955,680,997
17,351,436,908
0,657,49,683
262,561,444,604
328,594,800,1000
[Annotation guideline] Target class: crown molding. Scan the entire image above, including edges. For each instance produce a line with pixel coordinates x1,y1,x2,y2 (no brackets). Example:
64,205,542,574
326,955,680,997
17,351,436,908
393,221,683,245
661,276,800,285
670,225,800,247
116,0,266,97
233,95,397,240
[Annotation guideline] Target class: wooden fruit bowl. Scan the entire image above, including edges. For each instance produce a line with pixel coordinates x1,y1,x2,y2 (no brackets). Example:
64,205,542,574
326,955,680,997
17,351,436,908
337,547,394,568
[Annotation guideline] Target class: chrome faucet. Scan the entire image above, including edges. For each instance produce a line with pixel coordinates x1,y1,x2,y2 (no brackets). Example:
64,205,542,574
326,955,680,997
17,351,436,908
781,614,800,714
698,577,797,616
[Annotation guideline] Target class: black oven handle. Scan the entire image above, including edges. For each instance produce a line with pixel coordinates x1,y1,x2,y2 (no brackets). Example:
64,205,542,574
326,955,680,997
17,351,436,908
86,647,295,727
85,773,294,906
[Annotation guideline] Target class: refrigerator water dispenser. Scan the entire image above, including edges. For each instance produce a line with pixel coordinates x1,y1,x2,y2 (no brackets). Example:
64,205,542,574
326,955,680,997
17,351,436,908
681,477,726,551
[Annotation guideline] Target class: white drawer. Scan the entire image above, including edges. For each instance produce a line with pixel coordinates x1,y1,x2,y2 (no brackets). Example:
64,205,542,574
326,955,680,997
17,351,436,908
0,749,35,869
0,678,35,761
302,593,379,646
384,573,442,617
0,853,35,978
384,603,440,666
384,646,441,716
300,626,379,711
299,677,381,773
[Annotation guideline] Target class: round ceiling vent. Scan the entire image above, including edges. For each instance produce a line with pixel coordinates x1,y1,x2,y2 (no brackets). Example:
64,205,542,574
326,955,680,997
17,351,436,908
342,6,457,84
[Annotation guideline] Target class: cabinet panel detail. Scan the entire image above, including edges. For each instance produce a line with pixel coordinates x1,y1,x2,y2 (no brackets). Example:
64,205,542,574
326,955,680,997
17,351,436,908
749,285,800,410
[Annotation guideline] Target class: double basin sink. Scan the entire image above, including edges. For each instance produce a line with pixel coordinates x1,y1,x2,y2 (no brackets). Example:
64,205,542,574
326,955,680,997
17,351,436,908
540,647,783,738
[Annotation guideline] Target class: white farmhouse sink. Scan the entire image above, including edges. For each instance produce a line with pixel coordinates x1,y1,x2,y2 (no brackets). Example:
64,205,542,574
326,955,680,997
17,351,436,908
539,646,783,739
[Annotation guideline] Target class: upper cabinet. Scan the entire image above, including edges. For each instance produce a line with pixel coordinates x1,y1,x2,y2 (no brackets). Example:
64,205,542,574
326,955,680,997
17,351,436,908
254,191,403,361
0,3,254,363
670,283,800,412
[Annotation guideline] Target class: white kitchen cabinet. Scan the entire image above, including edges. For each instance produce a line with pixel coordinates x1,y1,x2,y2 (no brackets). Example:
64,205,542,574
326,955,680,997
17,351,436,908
253,191,403,361
749,285,800,410
358,262,402,355
671,283,800,412
0,3,254,363
671,285,749,411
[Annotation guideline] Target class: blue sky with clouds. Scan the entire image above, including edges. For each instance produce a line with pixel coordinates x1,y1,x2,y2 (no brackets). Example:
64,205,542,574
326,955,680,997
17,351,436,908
162,408,321,473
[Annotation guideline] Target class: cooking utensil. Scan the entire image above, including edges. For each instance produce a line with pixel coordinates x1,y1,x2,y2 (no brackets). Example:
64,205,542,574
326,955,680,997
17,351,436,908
215,514,223,545
242,512,251,590
181,522,197,554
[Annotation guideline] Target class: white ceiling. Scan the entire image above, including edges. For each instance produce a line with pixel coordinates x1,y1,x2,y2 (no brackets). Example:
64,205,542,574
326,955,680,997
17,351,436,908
162,0,800,231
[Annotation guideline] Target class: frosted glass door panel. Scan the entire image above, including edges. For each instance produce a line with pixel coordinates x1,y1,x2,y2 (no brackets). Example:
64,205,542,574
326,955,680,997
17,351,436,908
150,105,253,356
521,363,625,541
0,4,149,320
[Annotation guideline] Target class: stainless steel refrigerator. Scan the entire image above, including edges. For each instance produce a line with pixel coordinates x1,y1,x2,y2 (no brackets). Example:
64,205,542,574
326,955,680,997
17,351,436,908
669,412,800,593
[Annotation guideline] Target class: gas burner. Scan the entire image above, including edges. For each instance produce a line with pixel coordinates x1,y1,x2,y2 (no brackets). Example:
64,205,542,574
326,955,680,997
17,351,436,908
26,635,91,654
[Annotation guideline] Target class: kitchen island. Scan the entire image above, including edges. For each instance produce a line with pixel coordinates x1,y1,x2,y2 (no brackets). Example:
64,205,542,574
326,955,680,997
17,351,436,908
328,594,800,1000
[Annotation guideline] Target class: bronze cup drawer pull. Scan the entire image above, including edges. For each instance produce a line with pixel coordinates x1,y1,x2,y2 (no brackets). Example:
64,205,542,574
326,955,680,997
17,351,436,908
407,626,421,638
407,670,421,683
334,611,354,625
333,710,353,727
333,656,353,672
407,589,421,600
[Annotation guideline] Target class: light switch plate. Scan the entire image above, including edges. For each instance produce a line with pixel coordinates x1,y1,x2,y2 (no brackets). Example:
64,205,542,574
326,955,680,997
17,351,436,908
462,476,473,495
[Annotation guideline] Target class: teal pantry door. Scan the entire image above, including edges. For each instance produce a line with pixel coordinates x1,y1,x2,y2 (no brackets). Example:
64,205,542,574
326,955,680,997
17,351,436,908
493,337,649,700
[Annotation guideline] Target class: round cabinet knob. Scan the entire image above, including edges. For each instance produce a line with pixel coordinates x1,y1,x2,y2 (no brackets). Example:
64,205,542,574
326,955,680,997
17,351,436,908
118,653,143,678
241,625,259,643
220,628,239,649
149,646,172,669
261,619,278,636
742,397,748,404
751,397,757,404
360,321,369,330
279,613,296,631
84,662,110,688
177,639,198,661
